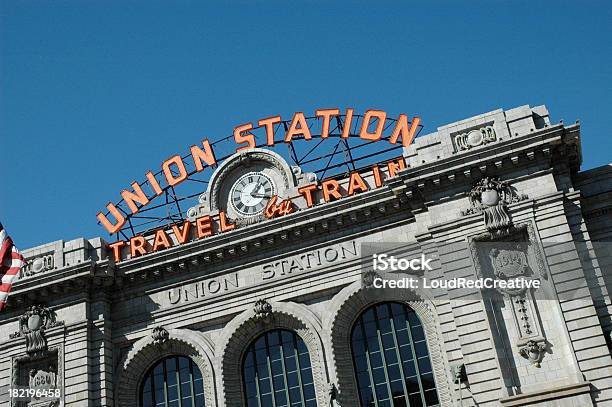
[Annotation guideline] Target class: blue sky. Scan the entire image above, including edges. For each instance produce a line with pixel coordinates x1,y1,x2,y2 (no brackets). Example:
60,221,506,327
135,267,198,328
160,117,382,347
1,1,611,249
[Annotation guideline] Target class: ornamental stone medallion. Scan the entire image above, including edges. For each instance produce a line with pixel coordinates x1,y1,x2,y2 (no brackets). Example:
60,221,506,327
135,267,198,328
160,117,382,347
462,177,528,237
454,125,497,151
10,305,63,356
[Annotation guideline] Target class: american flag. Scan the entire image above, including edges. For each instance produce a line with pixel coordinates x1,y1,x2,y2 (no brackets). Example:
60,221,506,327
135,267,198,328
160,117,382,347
0,223,25,311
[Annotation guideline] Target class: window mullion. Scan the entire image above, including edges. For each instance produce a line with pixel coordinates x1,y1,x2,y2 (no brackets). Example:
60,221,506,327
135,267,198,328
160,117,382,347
373,305,394,405
189,360,196,407
359,316,379,406
405,309,428,407
277,332,292,405
163,358,169,407
389,305,410,405
175,358,182,407
293,332,307,405
251,342,262,406
151,370,156,407
264,333,278,407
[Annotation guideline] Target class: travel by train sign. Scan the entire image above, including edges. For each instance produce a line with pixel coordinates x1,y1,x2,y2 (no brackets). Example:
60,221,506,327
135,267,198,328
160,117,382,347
97,108,421,262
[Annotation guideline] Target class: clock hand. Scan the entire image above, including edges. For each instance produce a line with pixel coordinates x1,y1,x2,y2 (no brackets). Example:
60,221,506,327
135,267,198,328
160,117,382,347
250,182,264,196
251,193,271,198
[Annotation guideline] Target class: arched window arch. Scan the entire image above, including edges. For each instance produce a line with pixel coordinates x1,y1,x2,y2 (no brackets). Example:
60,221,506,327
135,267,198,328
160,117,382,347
140,355,206,407
242,329,317,407
351,302,439,407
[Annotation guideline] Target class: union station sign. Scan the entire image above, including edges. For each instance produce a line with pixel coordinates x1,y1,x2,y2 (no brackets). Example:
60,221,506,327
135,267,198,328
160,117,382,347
97,109,420,262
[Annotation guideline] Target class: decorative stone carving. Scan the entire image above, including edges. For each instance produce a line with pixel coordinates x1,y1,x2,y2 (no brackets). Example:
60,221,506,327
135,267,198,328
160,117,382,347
454,125,496,151
253,299,272,321
328,382,340,406
461,177,527,237
20,254,54,280
151,326,169,344
519,340,547,367
29,364,58,405
490,248,529,279
362,270,381,288
11,347,63,407
292,165,318,184
10,305,63,356
468,224,550,369
450,363,467,384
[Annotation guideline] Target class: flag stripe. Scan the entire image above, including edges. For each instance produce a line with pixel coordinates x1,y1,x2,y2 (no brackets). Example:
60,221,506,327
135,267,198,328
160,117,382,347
0,224,25,312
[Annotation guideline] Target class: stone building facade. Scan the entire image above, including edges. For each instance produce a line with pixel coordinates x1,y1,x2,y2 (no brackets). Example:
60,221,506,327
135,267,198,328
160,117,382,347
1,104,611,406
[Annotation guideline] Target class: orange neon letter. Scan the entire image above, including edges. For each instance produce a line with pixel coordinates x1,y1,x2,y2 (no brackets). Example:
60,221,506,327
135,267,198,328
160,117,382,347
387,158,406,177
120,181,150,214
162,155,188,186
145,171,163,196
284,112,312,142
298,184,318,208
219,210,236,232
129,236,148,257
360,110,387,141
97,203,126,234
191,139,216,172
258,116,282,146
347,172,368,196
171,221,191,244
389,115,421,147
316,108,340,139
372,165,383,188
196,215,213,239
321,179,342,202
152,229,172,251
234,123,256,152
341,108,354,139
108,241,125,263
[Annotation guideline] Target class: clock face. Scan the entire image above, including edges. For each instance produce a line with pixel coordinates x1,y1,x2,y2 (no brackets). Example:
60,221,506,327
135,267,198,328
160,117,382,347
229,172,276,217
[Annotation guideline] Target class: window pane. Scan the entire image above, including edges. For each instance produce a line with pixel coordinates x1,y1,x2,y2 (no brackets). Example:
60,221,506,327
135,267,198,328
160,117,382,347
140,356,205,407
242,329,315,407
351,302,440,407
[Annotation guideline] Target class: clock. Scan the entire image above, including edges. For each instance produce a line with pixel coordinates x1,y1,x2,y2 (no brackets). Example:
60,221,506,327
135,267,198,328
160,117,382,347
187,148,314,226
229,172,276,217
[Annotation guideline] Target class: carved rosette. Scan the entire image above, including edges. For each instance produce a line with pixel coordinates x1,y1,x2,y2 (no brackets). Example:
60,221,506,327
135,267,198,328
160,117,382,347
10,305,63,356
462,177,527,237
253,299,273,322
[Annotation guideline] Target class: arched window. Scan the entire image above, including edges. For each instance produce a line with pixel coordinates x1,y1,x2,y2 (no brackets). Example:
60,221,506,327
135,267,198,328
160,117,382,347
242,329,317,407
351,302,439,407
140,355,205,407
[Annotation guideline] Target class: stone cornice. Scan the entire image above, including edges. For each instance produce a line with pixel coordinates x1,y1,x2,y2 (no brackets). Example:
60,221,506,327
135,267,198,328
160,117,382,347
389,124,579,199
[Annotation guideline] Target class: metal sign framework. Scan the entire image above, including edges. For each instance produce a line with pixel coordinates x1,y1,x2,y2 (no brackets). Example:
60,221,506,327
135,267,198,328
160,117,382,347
99,113,422,240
